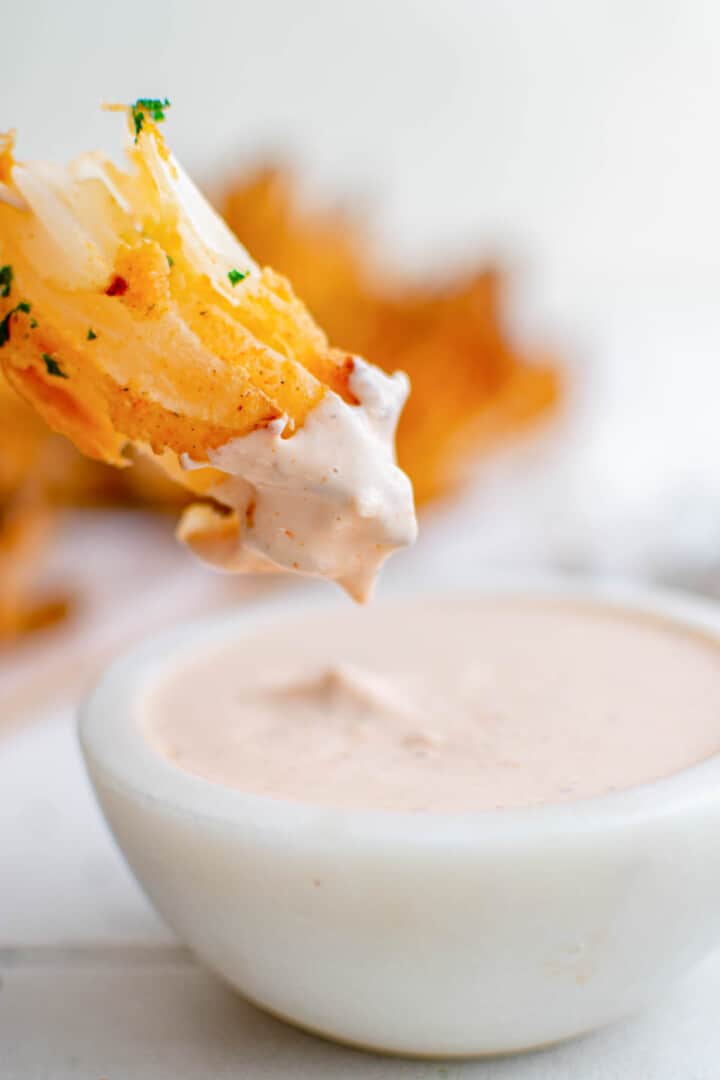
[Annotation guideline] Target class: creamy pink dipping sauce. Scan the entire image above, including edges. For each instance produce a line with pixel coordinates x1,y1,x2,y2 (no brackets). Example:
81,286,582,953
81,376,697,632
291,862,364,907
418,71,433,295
140,596,720,813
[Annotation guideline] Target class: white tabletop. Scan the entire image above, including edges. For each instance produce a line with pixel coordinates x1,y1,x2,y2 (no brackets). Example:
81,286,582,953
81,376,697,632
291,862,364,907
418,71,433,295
3,639,720,1078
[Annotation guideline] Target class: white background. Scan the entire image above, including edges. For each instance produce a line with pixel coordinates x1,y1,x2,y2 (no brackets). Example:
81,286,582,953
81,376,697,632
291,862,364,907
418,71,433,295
2,0,719,294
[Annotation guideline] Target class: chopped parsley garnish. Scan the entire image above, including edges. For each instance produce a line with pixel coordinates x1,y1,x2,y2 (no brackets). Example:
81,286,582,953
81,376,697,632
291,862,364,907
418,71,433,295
166,254,174,267
0,300,31,347
42,353,68,379
228,268,248,286
0,265,13,298
30,318,38,329
87,328,97,341
131,98,171,141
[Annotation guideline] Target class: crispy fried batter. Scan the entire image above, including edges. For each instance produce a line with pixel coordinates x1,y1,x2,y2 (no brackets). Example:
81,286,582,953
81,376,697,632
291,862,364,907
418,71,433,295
0,113,372,565
0,119,358,482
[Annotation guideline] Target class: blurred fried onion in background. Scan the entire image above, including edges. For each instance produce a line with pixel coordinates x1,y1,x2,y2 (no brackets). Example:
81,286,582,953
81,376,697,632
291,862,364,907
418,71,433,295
0,379,68,640
221,166,560,504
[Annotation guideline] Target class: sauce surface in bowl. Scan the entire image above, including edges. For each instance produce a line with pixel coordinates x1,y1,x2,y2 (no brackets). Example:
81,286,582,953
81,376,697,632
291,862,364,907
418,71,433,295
140,596,720,812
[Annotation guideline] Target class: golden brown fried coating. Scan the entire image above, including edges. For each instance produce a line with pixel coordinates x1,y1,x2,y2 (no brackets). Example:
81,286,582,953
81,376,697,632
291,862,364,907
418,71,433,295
0,119,358,493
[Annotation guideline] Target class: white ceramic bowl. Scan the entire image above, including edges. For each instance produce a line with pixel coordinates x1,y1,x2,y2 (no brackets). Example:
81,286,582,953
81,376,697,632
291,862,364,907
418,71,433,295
79,579,720,1057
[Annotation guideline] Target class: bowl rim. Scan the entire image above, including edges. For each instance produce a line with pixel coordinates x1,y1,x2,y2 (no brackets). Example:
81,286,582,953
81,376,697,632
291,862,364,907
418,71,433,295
78,573,720,851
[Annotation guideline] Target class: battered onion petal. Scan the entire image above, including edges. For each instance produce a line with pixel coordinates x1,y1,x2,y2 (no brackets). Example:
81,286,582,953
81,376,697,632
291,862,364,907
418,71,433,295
0,108,416,597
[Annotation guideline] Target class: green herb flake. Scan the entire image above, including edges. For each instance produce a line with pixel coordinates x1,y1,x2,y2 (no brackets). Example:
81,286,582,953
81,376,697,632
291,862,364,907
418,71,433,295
131,97,171,141
0,265,13,298
228,268,248,286
42,353,69,379
30,318,38,329
166,254,174,268
87,328,97,341
0,300,31,347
